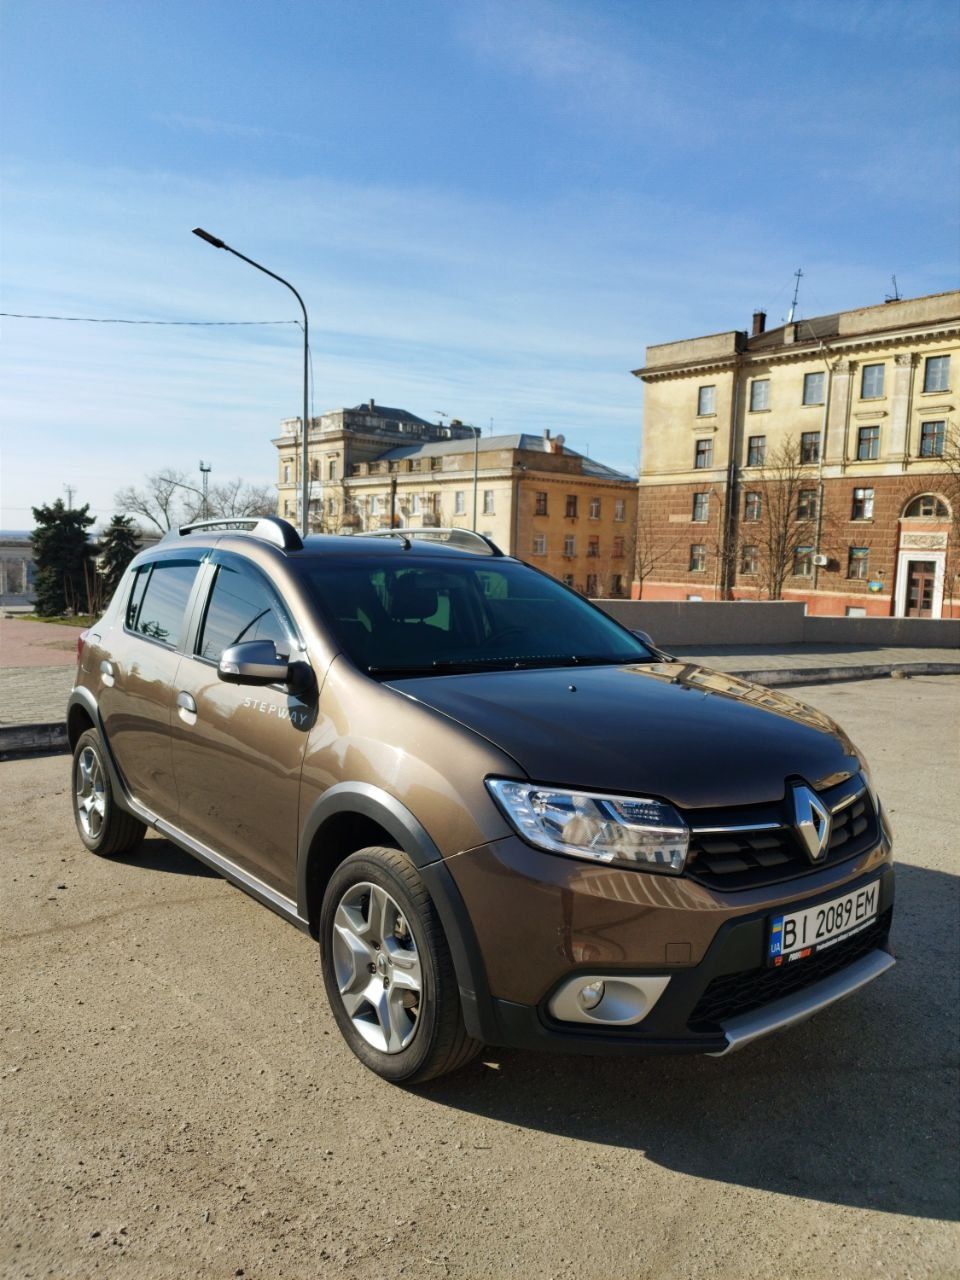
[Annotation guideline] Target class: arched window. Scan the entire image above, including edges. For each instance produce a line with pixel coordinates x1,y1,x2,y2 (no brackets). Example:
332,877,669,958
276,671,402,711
903,494,950,519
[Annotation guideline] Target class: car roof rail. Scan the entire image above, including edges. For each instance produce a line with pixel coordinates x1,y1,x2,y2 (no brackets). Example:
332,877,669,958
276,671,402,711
167,516,304,552
364,527,505,556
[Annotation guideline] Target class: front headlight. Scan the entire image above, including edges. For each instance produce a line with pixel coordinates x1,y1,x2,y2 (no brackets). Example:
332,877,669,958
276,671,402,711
486,779,689,874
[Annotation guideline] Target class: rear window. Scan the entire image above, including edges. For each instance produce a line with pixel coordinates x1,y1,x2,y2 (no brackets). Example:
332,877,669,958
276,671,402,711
125,559,201,647
301,557,652,676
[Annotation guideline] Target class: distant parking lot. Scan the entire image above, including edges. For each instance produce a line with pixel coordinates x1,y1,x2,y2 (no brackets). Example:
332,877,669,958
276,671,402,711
2,676,958,1279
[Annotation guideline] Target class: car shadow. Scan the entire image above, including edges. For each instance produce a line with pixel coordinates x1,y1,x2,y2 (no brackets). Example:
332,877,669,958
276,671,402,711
425,861,959,1222
121,832,219,878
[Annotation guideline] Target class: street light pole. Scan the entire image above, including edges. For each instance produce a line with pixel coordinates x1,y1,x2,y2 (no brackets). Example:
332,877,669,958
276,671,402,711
192,228,311,538
199,460,212,520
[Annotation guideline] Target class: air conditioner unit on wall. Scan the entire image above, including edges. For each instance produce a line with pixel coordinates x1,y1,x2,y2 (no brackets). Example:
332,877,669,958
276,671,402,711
812,553,829,567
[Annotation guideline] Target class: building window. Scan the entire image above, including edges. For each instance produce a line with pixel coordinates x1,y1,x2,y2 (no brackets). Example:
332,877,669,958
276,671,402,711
327,460,337,481
749,379,770,412
694,438,713,469
562,574,575,588
586,574,599,596
747,435,766,466
589,497,601,519
803,371,826,405
923,355,950,393
697,385,716,415
587,537,600,558
326,497,336,516
563,535,576,557
371,495,381,516
800,431,820,463
535,491,548,516
689,543,706,572
692,492,709,522
611,574,624,596
430,456,443,471
846,606,868,617
483,490,495,514
532,533,547,556
852,487,874,520
920,421,945,457
411,494,421,515
861,363,885,398
847,547,869,580
282,463,291,484
283,501,291,517
565,494,578,518
310,460,320,481
744,491,762,522
793,546,814,577
409,459,422,472
614,498,626,522
797,488,818,520
454,490,465,515
857,425,880,461
612,536,625,558
740,544,759,575
904,494,949,518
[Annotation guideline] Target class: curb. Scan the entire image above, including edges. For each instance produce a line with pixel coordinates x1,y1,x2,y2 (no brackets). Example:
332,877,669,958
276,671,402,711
2,662,958,760
0,722,69,760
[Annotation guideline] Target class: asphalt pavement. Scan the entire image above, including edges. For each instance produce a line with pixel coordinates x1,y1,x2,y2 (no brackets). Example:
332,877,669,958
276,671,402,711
1,677,958,1279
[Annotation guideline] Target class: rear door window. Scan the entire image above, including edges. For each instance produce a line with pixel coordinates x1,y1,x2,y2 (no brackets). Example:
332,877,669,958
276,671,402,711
126,558,202,648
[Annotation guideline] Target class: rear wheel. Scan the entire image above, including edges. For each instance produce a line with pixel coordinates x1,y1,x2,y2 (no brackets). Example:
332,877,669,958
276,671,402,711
319,847,482,1084
72,729,146,857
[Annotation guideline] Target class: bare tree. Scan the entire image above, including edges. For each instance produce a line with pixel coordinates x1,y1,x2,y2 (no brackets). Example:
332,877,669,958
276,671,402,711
633,505,682,599
752,435,825,600
115,470,194,533
206,478,276,519
116,470,276,531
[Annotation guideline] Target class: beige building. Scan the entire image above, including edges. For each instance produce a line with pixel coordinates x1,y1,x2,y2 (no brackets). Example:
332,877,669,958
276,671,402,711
633,290,960,617
273,401,637,596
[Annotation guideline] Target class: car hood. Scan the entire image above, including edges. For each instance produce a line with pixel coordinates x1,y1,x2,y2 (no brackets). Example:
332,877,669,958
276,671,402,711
387,661,860,811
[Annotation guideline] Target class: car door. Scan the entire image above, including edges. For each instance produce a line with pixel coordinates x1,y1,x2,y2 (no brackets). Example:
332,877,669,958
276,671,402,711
97,550,206,823
169,550,312,894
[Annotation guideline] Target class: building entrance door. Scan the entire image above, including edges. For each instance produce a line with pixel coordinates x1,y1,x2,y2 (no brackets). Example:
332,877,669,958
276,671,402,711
905,560,936,617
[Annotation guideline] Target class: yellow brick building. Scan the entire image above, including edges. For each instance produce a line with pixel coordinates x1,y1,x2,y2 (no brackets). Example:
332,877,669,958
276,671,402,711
273,401,637,596
633,290,960,617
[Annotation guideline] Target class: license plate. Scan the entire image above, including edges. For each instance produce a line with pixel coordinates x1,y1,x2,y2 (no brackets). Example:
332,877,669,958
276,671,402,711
768,881,880,966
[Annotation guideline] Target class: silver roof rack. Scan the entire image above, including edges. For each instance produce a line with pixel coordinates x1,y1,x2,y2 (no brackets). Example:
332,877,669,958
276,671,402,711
364,527,504,556
167,516,304,552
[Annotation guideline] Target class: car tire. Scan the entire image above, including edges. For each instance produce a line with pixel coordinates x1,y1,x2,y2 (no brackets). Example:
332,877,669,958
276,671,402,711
72,728,146,857
319,847,482,1084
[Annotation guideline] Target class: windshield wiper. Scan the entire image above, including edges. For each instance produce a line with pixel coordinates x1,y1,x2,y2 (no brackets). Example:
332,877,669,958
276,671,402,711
369,653,650,678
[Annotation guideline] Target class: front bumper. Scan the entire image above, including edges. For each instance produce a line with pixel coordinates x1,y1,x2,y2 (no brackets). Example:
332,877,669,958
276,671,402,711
443,833,894,1055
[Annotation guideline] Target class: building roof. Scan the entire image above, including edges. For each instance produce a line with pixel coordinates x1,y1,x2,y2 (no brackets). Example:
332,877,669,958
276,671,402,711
346,402,438,427
377,432,635,481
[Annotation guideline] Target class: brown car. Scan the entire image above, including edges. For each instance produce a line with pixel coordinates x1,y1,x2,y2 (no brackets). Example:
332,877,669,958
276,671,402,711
68,517,895,1083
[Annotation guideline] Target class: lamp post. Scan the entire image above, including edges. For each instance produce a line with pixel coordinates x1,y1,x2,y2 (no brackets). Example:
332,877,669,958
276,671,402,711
199,460,212,519
192,228,311,537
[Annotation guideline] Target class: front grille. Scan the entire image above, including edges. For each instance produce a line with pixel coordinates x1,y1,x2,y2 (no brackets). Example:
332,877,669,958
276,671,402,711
688,909,892,1031
686,782,879,892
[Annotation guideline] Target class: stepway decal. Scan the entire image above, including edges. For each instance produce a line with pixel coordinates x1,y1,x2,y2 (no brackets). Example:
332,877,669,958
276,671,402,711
242,697,310,727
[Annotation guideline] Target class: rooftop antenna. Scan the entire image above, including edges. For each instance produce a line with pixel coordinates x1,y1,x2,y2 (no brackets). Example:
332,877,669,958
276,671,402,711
786,268,803,324
885,274,902,303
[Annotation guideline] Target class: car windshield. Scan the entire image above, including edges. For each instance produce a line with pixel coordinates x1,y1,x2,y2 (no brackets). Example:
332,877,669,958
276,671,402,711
301,557,655,677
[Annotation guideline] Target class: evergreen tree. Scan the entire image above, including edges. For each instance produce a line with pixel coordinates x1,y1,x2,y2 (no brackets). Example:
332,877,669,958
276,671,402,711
98,515,141,600
31,500,95,616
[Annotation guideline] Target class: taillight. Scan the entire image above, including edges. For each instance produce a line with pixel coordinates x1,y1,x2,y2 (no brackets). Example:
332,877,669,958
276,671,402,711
77,629,89,665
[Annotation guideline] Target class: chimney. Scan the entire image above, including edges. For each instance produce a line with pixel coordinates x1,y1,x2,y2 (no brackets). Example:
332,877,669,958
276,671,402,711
751,310,766,337
368,398,375,411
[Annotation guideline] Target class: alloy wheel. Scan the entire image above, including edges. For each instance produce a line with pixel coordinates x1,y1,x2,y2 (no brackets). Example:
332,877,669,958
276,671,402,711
75,746,106,840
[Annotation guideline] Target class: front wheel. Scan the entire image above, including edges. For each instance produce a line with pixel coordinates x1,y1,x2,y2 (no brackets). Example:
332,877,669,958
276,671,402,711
319,847,482,1084
72,729,146,857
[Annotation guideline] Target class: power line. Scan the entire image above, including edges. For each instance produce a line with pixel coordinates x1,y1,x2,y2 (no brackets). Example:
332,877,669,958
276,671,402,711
0,312,300,327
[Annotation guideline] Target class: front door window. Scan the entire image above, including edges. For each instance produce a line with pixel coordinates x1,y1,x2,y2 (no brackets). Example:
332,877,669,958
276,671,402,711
906,561,936,617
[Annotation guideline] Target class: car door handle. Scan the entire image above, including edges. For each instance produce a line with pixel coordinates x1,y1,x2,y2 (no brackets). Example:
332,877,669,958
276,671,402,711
176,691,198,721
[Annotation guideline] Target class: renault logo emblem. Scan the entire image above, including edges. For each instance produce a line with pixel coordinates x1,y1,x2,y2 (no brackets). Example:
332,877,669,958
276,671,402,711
790,782,832,862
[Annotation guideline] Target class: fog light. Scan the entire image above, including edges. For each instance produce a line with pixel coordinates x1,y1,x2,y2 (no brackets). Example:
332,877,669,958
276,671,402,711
578,980,605,1010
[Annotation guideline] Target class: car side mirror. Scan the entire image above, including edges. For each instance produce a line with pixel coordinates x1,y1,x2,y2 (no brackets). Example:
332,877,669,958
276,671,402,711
218,640,291,687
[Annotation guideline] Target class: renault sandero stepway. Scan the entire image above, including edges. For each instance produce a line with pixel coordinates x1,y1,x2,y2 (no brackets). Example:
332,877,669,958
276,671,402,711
68,517,894,1082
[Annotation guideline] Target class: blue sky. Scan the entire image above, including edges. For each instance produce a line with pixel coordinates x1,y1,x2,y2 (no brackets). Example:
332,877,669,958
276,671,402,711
2,0,959,528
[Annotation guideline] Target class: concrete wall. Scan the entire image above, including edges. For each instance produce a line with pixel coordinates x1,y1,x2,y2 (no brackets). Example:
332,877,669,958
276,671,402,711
595,599,960,649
